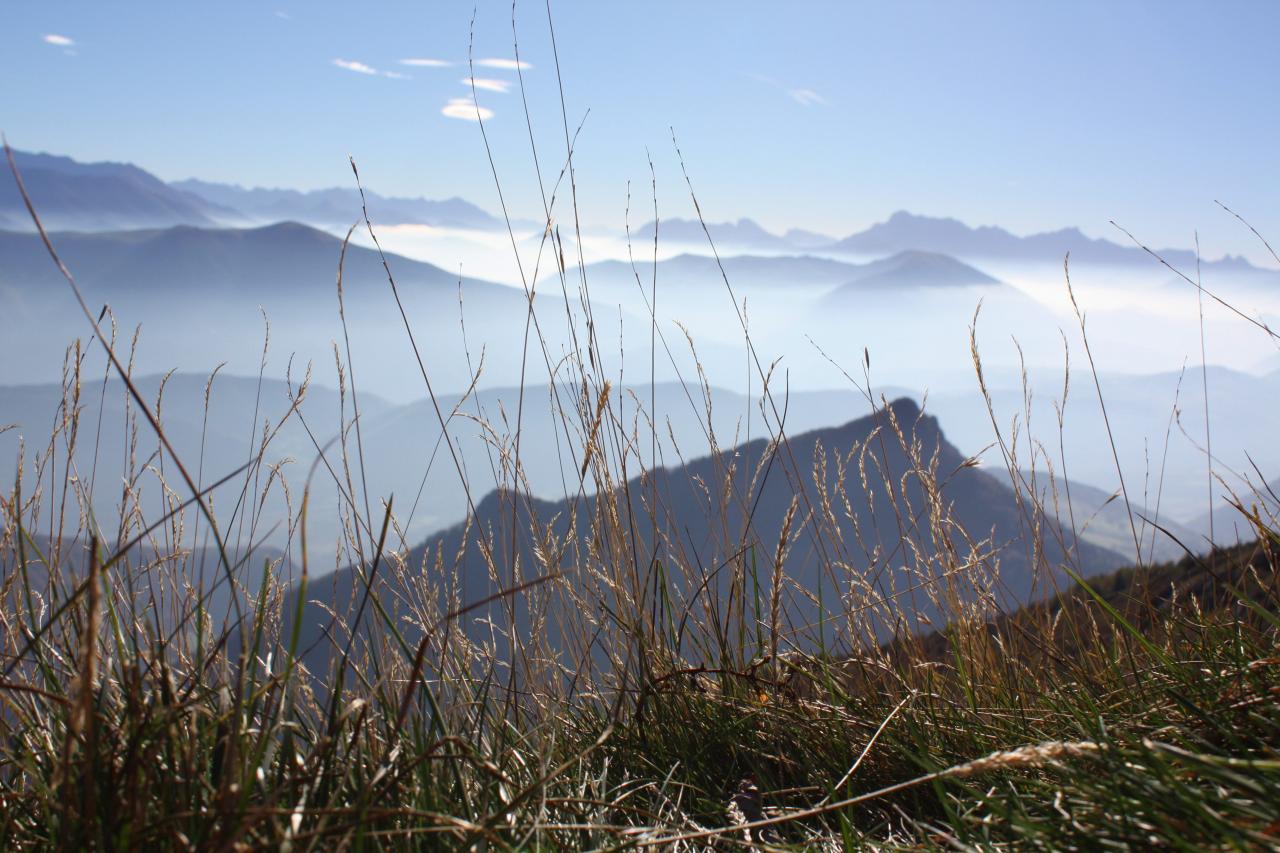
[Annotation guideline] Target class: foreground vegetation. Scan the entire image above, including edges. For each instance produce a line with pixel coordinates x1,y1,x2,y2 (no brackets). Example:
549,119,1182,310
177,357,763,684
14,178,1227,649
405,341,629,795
3,463,1278,849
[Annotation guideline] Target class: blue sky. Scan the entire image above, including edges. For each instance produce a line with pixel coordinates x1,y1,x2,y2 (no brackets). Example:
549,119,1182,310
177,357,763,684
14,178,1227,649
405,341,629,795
3,2,1278,261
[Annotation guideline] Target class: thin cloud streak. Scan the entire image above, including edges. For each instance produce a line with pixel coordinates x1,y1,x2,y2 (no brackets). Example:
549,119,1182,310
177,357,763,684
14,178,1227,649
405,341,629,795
789,88,826,106
463,77,511,93
475,58,531,71
400,58,452,67
442,97,494,121
333,58,378,75
43,34,75,47
749,73,827,107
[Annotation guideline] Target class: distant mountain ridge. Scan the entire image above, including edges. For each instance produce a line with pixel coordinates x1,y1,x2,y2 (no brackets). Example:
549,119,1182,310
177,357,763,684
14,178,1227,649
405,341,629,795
828,210,1262,271
0,149,234,231
634,217,835,252
645,211,1266,272
0,219,599,395
819,250,998,304
171,179,503,230
7,149,1267,272
0,220,509,300
1,148,506,233
1186,478,1280,547
1015,469,1200,563
571,249,1001,303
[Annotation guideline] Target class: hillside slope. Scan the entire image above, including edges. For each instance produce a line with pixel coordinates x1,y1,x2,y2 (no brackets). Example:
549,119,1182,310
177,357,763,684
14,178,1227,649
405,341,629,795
292,398,1126,672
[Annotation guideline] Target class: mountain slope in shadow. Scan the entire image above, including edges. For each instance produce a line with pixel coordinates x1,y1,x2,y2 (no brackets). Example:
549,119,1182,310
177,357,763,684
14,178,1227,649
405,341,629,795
291,398,1126,674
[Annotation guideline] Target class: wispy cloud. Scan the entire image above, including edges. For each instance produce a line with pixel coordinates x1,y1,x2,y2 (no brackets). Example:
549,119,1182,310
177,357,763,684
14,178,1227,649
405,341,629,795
333,58,378,75
463,77,510,94
474,58,531,71
749,73,827,107
400,58,451,67
383,70,409,79
442,97,494,122
788,88,826,107
274,11,291,20
43,34,74,47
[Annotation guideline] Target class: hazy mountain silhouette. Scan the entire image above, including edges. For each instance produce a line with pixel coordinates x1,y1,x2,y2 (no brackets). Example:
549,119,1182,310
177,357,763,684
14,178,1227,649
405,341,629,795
1,149,235,231
0,374,917,561
0,221,508,300
819,251,998,306
0,220,599,396
578,252,863,293
634,217,834,252
1186,478,1280,547
830,210,1263,271
577,250,998,298
9,148,1267,278
0,370,394,546
1015,470,1199,563
922,365,1280,525
172,179,503,230
782,228,839,250
290,399,1126,672
8,533,289,634
627,211,1265,273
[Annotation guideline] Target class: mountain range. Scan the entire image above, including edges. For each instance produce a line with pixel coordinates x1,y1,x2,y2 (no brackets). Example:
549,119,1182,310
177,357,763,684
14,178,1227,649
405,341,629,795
0,219,594,396
0,220,506,302
0,150,234,231
633,217,835,252
575,249,998,295
1,148,505,232
171,179,503,230
6,368,1241,560
4,146,1276,541
816,250,999,309
827,211,1264,272
1015,470,1198,564
6,149,1269,275
1187,478,1280,547
648,211,1268,272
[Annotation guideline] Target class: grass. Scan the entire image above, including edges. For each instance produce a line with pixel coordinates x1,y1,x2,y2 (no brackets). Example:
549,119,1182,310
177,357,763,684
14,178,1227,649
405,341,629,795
3,463,1278,849
3,14,1280,847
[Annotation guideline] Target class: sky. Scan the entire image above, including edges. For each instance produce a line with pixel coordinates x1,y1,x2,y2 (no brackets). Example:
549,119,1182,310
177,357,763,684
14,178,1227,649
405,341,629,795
3,1,1279,262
